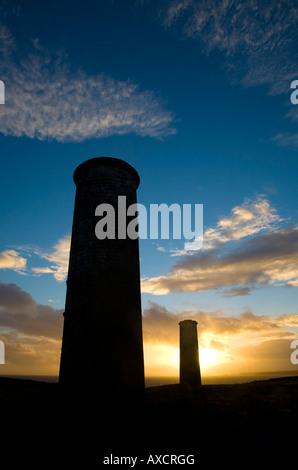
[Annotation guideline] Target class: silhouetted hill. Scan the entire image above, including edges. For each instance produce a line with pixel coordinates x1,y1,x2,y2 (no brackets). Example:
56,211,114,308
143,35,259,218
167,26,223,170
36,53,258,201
1,376,297,466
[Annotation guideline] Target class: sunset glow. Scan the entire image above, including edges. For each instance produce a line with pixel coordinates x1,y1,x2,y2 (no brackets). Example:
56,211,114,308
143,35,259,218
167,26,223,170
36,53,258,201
144,342,228,378
199,348,225,371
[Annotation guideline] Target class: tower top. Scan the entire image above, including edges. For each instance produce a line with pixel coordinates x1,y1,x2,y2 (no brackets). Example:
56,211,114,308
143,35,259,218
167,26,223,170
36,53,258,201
179,319,198,326
73,156,140,188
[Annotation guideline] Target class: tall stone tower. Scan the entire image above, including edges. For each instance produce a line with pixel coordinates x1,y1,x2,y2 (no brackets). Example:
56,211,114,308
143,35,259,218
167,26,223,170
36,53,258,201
59,157,145,394
179,320,201,387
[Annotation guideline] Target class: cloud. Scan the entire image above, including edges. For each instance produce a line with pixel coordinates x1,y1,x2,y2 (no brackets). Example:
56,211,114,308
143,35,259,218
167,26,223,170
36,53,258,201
0,282,63,339
142,196,298,294
7,196,292,294
0,22,16,58
0,281,35,314
143,301,298,346
0,280,296,376
0,22,175,142
151,0,298,146
0,281,63,375
31,234,71,282
201,194,282,250
0,332,62,375
221,287,252,297
12,233,71,282
160,0,298,93
270,132,298,148
230,338,297,374
1,234,70,282
143,226,298,294
142,300,298,375
143,301,182,344
0,249,27,274
168,194,281,255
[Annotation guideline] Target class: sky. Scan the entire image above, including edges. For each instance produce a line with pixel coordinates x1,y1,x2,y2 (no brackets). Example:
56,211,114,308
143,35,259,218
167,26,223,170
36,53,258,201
0,0,298,381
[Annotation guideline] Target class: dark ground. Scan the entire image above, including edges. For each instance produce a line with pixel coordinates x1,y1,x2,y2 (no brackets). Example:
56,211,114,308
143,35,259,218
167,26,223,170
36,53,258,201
1,376,297,466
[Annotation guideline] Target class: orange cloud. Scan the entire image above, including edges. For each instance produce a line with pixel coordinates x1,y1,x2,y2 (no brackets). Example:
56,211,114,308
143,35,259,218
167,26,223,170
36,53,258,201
142,301,298,377
0,282,63,376
142,227,298,294
0,282,297,378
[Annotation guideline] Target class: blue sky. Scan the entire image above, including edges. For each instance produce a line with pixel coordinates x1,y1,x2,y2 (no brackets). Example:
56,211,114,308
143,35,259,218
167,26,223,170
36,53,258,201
0,0,298,378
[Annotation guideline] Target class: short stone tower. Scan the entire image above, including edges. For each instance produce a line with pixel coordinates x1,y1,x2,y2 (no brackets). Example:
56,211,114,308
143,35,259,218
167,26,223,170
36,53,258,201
179,320,201,387
59,157,145,394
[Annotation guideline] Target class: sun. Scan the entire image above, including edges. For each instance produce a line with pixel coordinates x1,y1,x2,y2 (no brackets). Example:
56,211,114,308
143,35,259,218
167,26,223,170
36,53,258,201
199,347,223,370
144,342,223,377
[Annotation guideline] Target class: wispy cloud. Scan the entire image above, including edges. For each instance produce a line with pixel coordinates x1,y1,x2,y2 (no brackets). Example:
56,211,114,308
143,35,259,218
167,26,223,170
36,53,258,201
221,286,252,298
160,0,298,93
152,0,298,145
142,196,298,294
270,132,298,148
0,22,175,142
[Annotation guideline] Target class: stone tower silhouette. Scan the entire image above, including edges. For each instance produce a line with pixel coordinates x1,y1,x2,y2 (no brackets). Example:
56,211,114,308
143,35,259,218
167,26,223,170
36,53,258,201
179,320,201,387
59,157,145,394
